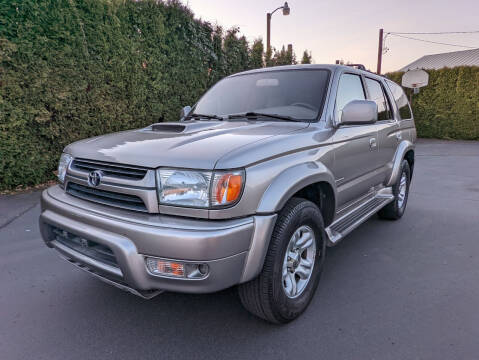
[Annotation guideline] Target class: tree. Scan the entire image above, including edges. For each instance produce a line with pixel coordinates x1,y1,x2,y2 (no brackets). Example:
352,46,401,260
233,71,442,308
223,27,249,75
272,45,296,66
208,25,226,86
265,46,274,67
301,50,312,64
249,38,264,69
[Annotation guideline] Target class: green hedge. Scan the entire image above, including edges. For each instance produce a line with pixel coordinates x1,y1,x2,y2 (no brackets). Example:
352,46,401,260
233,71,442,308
387,67,479,140
0,0,258,190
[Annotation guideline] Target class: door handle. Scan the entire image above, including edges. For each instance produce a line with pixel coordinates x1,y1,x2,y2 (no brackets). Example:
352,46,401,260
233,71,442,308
369,138,377,150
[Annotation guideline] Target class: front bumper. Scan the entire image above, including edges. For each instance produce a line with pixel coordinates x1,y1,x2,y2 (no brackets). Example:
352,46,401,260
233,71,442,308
39,186,276,294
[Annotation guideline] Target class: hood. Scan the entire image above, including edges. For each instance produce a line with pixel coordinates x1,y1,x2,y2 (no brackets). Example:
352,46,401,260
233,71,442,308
65,120,309,169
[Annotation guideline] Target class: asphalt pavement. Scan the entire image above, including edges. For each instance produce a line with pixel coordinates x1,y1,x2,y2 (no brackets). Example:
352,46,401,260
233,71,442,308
1,139,479,360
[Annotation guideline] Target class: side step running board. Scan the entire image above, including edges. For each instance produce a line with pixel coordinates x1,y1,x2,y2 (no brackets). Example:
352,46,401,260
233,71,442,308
325,192,394,246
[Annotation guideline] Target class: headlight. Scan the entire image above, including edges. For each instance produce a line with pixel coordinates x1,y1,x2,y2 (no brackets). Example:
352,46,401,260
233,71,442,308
57,153,73,183
158,169,212,207
157,169,244,208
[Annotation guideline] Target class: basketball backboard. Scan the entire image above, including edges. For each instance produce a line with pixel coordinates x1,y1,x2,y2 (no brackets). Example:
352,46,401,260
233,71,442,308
402,69,429,89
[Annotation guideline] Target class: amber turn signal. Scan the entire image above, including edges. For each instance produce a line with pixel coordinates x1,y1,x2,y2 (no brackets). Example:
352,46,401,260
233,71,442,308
212,171,244,206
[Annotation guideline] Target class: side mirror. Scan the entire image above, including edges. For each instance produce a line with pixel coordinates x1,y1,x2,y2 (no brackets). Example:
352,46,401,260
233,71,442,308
339,100,378,125
179,106,192,121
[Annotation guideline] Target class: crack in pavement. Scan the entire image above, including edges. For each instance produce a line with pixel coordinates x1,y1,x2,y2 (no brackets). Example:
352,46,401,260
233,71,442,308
0,203,39,230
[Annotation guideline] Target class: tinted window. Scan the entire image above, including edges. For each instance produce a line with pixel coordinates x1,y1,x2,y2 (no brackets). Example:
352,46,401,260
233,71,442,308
194,70,330,120
365,78,392,120
335,74,365,121
386,80,412,120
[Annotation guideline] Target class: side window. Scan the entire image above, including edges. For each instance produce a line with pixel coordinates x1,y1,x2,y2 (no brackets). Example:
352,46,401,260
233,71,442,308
336,73,366,121
365,78,392,121
386,80,412,120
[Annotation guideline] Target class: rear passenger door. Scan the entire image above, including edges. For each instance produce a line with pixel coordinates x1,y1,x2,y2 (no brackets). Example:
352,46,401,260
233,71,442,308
364,77,398,183
332,73,382,209
385,79,416,143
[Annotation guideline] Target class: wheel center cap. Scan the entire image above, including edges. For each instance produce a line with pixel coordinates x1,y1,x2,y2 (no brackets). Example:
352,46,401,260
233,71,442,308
290,251,301,268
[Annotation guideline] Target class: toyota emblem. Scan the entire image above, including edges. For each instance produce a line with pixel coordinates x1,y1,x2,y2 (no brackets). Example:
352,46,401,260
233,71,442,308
88,170,104,187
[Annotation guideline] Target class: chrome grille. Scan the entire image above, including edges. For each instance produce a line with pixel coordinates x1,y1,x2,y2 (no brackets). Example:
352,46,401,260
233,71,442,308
51,226,118,268
66,182,148,212
71,159,147,180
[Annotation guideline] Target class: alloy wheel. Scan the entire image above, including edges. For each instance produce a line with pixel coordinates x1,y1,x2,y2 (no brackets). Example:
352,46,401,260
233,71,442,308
282,225,317,298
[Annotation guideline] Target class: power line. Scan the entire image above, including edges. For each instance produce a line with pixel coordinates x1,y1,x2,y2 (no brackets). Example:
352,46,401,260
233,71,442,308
389,30,479,35
387,33,479,49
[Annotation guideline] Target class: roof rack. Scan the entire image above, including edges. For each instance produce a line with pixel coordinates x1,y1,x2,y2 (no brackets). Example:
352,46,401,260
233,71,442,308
345,64,366,70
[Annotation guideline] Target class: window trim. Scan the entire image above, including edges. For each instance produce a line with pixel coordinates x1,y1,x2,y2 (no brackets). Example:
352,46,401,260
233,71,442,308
385,79,413,121
334,72,367,125
364,76,394,123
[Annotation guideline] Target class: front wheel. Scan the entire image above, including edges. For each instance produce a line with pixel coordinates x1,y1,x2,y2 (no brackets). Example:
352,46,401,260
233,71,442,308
378,159,411,220
238,197,326,324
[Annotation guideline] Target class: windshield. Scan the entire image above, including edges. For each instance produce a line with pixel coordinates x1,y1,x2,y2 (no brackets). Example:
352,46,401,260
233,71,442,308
193,69,330,121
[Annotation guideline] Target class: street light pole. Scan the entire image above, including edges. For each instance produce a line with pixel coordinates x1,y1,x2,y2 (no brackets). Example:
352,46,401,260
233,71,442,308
266,2,290,55
267,12,272,53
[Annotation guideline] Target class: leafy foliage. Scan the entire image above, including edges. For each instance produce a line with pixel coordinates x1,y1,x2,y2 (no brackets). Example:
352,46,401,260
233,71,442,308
0,0,270,190
249,39,264,69
272,45,296,66
264,45,307,67
0,0,314,190
301,50,312,64
387,67,479,140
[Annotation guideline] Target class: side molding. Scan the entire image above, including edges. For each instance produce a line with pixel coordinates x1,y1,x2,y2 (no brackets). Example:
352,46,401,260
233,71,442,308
256,162,337,214
386,140,414,187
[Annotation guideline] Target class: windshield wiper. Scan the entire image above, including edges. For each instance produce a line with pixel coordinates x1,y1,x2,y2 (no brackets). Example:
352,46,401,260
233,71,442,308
227,112,302,122
186,113,224,120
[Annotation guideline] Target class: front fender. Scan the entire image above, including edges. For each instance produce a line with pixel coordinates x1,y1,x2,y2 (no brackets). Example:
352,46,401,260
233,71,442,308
256,162,337,214
386,140,415,187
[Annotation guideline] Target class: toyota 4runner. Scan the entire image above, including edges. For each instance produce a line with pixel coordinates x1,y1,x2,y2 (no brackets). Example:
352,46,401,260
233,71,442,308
39,64,416,323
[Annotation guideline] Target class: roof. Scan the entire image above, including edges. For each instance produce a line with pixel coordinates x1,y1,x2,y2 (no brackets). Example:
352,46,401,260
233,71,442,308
232,64,383,80
399,48,479,72
231,64,338,76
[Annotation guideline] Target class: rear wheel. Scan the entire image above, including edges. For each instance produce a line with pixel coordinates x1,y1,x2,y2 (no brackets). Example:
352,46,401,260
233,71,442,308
238,197,326,324
378,159,411,220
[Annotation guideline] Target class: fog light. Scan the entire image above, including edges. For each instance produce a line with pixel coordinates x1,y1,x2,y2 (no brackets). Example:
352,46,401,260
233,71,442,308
146,258,184,278
185,263,209,279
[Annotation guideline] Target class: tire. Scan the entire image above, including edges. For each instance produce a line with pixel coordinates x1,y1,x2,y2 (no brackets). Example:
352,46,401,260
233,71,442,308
378,159,411,220
238,197,327,324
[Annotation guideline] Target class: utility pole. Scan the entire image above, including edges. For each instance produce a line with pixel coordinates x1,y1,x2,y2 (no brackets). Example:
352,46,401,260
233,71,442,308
377,28,383,74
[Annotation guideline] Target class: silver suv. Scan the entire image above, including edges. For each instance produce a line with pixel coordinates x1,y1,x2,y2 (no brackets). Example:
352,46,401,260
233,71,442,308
39,64,416,323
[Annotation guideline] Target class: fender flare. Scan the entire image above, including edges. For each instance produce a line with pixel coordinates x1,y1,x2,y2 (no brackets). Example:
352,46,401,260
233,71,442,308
241,162,336,283
386,140,415,187
256,162,337,214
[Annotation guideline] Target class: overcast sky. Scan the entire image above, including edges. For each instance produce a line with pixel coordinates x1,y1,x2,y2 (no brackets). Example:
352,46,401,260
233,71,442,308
182,0,479,73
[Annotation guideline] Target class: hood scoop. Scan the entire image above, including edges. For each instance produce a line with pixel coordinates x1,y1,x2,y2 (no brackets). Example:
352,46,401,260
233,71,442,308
148,121,224,134
151,124,185,133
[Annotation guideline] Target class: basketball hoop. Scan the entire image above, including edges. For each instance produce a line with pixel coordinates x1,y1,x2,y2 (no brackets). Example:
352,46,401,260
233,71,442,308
402,69,429,89
402,69,428,98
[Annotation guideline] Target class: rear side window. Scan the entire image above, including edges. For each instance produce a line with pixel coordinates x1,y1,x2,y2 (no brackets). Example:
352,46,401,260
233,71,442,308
386,80,412,120
365,78,392,121
336,74,366,120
